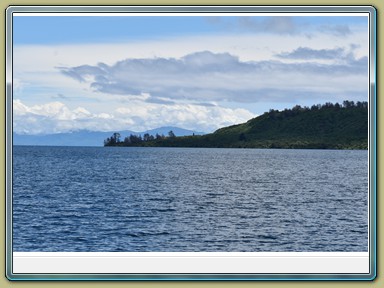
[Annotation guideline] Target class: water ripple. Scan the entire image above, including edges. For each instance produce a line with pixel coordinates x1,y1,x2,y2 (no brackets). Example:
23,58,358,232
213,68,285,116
13,146,368,252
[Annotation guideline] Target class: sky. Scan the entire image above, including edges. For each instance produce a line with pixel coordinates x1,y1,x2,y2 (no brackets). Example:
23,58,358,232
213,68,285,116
12,14,369,134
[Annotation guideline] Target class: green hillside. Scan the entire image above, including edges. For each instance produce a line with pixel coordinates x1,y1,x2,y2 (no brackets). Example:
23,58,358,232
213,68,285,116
105,101,368,149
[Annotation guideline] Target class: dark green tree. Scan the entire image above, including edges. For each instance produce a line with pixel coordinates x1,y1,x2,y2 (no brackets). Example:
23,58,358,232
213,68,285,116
239,133,247,141
143,133,151,142
113,132,121,143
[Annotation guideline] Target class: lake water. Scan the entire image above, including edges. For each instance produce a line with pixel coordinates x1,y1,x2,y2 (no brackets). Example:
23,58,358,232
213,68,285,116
12,146,368,252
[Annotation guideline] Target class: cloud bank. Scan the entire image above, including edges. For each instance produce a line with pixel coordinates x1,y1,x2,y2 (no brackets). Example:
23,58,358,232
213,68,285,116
13,99,255,134
60,50,368,104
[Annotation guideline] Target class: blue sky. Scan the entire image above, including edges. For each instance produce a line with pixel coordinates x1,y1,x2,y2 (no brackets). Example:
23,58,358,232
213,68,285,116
14,15,367,44
12,14,369,134
13,16,220,44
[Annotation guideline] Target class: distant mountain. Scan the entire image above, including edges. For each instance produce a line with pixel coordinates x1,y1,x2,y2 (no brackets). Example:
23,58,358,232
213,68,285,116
13,127,205,147
105,101,368,150
142,126,205,137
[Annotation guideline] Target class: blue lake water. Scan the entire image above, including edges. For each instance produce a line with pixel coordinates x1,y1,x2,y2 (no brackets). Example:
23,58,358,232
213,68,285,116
12,146,368,252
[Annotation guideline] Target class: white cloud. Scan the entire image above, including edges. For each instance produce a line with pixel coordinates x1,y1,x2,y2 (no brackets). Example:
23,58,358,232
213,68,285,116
13,99,30,115
13,99,255,134
13,100,115,134
115,101,255,132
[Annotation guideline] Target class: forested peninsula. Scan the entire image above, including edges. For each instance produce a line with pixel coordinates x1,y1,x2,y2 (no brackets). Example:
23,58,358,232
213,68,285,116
104,101,368,149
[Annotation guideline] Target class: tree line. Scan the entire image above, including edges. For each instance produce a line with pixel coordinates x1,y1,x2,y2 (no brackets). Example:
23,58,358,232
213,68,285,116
104,130,176,146
266,100,368,116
